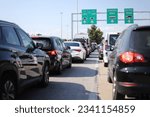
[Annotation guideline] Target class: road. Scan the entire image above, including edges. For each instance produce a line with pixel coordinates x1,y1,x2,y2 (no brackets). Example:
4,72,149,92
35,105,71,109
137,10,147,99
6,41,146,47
18,50,112,100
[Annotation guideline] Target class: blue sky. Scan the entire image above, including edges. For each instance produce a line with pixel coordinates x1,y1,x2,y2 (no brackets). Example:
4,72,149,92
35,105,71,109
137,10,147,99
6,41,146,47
0,0,150,39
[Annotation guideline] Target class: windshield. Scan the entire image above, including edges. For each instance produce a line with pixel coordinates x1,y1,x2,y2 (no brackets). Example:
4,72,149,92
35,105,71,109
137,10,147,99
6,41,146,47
109,34,119,45
64,42,79,47
32,38,51,49
132,30,150,51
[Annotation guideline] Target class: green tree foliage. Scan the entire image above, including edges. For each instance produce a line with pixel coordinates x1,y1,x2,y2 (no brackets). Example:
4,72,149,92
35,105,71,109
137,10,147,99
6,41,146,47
87,25,103,44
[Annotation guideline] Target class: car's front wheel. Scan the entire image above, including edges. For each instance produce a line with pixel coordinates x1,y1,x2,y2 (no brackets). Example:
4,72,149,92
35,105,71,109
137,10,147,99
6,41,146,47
40,64,49,87
0,74,17,100
56,62,63,74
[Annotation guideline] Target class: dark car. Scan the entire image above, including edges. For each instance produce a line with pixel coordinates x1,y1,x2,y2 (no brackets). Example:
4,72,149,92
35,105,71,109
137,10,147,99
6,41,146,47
97,43,103,60
32,36,72,74
108,24,150,100
0,20,50,99
81,42,90,58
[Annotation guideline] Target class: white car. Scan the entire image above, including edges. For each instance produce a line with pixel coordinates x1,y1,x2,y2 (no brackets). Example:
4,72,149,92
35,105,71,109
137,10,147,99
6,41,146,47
103,32,120,67
64,41,86,62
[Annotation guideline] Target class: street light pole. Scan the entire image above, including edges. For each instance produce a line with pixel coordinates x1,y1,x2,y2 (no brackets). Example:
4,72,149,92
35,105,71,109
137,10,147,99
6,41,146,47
77,0,79,34
60,12,63,39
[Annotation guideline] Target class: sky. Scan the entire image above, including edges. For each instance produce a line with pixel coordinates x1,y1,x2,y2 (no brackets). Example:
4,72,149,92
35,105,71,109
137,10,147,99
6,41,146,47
0,0,150,39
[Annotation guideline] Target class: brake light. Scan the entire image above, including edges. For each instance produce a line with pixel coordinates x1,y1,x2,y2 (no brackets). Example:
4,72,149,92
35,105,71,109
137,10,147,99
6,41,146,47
119,82,138,87
47,50,57,56
74,49,81,52
120,51,145,63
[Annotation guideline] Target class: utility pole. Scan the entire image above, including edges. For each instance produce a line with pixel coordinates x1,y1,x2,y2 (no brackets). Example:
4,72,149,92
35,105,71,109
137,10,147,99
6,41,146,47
60,12,63,39
77,0,79,34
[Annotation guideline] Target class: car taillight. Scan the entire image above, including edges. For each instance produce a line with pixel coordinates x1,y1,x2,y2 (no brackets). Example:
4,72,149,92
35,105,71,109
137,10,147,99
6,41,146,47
47,50,57,56
120,51,145,63
74,49,81,52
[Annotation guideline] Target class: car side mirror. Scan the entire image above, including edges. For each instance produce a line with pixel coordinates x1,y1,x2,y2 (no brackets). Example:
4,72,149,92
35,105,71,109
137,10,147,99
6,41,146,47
36,43,43,49
110,46,114,51
65,46,71,50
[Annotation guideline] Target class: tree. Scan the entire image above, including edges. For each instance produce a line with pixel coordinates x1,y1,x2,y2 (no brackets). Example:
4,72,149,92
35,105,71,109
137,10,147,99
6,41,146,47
87,25,103,44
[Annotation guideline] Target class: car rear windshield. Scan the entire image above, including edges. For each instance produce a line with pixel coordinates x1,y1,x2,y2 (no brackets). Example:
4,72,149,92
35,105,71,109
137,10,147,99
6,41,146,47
64,42,79,47
0,28,1,42
109,34,119,45
32,37,51,49
132,30,150,51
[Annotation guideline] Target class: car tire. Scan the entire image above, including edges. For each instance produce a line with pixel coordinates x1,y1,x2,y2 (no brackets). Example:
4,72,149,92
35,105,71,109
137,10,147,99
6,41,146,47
107,74,112,83
81,59,84,63
104,63,108,67
0,74,17,100
40,63,49,87
67,60,72,68
112,72,125,100
56,62,63,74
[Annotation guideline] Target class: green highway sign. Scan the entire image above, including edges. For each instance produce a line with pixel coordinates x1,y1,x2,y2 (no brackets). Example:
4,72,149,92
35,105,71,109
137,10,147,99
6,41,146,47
124,8,134,24
107,9,118,24
82,9,97,24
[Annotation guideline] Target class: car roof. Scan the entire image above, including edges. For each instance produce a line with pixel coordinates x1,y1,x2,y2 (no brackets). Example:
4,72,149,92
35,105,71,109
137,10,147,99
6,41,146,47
31,35,61,39
64,41,81,44
0,20,20,28
134,25,150,31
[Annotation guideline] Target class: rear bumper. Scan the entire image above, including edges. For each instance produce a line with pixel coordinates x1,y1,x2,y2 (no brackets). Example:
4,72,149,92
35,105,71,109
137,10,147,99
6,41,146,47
49,56,59,71
71,52,83,60
116,67,150,95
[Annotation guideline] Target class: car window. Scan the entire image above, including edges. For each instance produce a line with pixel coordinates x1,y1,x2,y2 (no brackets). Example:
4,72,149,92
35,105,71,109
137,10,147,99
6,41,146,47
132,30,150,51
33,38,51,49
109,34,119,45
114,31,125,50
17,29,35,49
55,38,63,50
2,26,20,46
0,28,2,42
64,42,79,47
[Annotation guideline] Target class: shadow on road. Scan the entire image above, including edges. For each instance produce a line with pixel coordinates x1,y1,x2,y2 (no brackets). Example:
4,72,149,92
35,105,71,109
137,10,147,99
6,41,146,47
17,82,100,100
53,66,98,78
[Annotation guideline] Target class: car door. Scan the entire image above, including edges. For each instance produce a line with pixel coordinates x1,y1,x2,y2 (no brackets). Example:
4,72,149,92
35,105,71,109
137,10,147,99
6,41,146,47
54,38,63,63
61,40,71,66
16,28,43,80
1,26,30,82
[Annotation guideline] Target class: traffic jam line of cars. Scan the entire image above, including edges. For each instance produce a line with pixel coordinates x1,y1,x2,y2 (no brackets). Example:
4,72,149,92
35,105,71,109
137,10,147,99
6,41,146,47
1,20,150,100
0,20,94,100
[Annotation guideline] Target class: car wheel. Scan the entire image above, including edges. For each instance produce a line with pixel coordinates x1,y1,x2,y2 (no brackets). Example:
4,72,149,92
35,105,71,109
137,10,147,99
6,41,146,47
112,73,125,100
107,74,112,83
68,59,72,68
41,64,49,87
0,74,17,100
104,63,108,67
56,62,63,74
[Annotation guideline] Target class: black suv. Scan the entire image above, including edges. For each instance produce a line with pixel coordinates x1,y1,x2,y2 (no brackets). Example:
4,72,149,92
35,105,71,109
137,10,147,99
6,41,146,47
32,36,72,74
108,24,150,99
0,20,50,99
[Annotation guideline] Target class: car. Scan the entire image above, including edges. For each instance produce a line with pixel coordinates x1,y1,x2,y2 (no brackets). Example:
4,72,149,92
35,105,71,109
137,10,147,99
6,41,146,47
73,38,91,57
103,33,119,67
91,42,97,52
108,24,150,100
81,42,90,57
97,43,103,60
32,36,72,74
64,41,86,63
0,20,50,99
